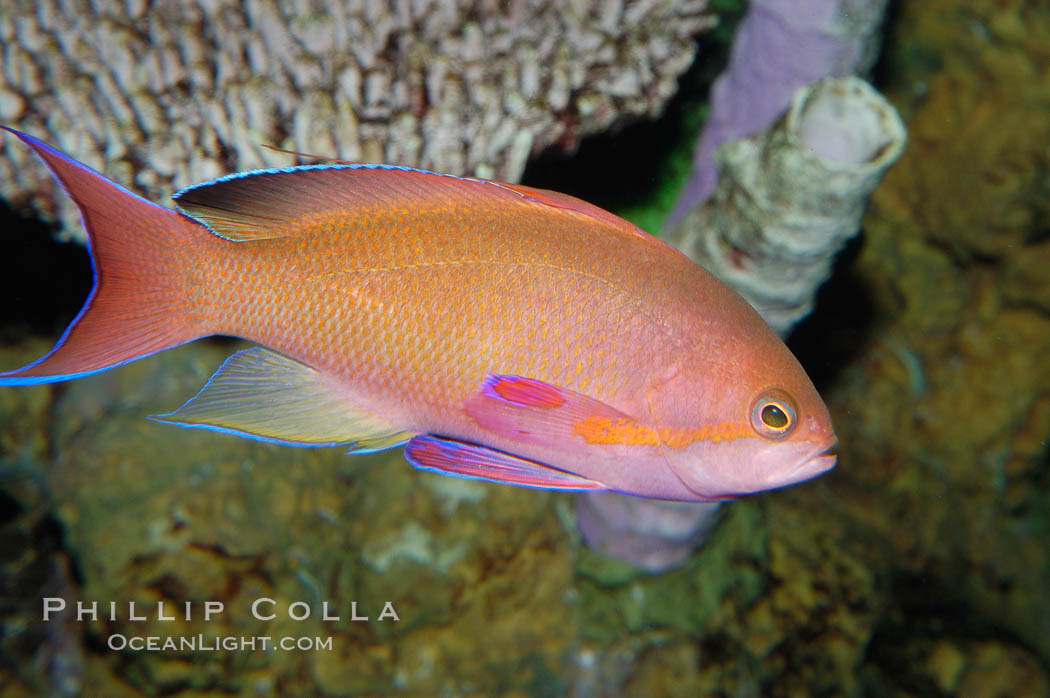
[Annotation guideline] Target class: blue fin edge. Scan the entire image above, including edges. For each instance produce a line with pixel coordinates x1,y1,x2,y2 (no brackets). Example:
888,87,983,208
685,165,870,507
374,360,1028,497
146,412,357,449
0,127,179,386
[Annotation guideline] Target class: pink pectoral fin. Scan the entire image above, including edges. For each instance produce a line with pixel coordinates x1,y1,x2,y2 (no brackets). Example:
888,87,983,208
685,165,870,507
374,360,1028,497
466,374,634,445
404,435,607,491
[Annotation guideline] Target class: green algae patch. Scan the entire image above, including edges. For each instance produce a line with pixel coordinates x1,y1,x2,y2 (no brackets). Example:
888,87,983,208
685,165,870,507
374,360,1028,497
28,340,581,696
576,501,766,642
0,340,53,463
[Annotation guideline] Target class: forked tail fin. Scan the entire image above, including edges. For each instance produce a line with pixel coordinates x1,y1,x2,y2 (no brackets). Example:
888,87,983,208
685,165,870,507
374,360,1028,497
0,127,209,384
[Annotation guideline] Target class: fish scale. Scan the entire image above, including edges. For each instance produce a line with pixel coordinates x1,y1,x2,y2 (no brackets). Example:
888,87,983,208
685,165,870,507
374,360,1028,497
223,219,649,394
1,127,837,502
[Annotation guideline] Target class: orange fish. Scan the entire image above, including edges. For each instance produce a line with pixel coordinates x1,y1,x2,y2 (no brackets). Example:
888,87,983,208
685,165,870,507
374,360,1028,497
0,127,836,501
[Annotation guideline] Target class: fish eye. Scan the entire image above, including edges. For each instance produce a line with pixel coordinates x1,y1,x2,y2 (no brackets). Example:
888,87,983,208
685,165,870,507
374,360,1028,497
750,390,798,440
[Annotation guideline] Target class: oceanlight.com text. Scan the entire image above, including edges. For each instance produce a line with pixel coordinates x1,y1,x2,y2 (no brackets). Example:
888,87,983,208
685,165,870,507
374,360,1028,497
107,634,334,652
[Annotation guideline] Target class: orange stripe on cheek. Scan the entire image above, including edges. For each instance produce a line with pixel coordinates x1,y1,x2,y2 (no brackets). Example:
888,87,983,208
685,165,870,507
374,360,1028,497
573,417,661,447
573,416,752,448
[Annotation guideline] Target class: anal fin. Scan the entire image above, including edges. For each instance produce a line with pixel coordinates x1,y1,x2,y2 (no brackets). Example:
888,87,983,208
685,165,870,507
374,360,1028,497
405,435,607,491
150,347,412,450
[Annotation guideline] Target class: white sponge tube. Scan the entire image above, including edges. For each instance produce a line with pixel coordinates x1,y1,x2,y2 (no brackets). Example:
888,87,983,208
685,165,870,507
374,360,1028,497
667,76,906,334
577,77,906,573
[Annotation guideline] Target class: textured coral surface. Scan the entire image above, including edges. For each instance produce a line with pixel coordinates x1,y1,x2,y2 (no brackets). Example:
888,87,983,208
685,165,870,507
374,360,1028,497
2,0,1050,695
0,0,711,243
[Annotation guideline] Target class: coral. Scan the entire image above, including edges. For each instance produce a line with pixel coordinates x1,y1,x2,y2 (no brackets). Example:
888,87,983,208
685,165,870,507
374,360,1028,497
575,0,901,574
668,76,906,333
575,492,722,573
573,489,882,696
0,0,713,243
667,0,890,225
951,642,1050,697
3,0,1050,694
575,0,1050,690
818,0,1050,674
27,342,583,694
877,15,1050,262
0,343,82,696
578,76,904,574
0,342,50,462
1004,239,1050,314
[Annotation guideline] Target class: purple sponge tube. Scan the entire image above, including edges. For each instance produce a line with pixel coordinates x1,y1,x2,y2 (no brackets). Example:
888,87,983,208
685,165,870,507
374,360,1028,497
666,0,888,227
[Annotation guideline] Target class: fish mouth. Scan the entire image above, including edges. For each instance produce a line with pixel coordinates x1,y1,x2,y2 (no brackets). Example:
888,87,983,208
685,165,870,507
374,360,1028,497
788,438,838,483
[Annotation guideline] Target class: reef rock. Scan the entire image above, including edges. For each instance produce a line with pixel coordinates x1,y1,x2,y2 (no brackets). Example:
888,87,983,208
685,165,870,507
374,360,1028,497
818,0,1050,677
27,342,582,694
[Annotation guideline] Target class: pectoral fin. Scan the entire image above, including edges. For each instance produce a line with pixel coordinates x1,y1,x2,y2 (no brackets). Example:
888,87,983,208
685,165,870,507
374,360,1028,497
465,374,635,445
405,435,607,491
150,347,411,450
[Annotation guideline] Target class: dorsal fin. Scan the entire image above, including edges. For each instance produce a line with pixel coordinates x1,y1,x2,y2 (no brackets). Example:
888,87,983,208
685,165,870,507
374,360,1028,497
172,164,649,242
492,181,651,239
259,143,360,164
